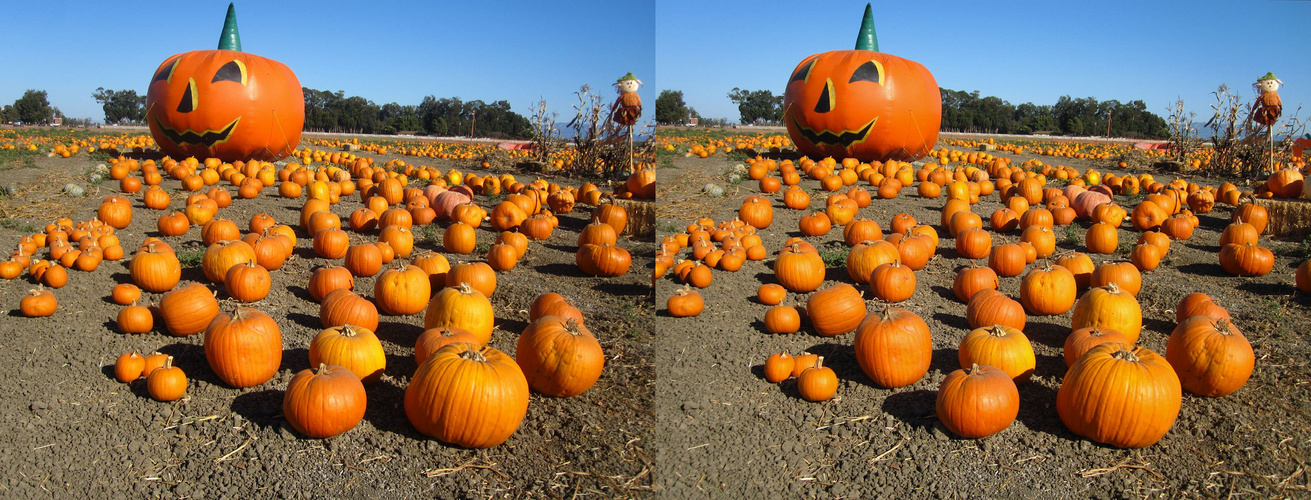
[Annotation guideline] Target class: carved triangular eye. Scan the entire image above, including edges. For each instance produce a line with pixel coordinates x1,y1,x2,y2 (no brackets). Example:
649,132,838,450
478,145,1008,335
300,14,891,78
211,60,247,85
848,60,884,86
789,59,817,85
152,59,179,84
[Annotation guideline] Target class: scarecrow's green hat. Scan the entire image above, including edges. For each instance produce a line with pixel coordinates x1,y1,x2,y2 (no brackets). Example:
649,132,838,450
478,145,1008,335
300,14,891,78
1259,72,1279,82
617,72,639,83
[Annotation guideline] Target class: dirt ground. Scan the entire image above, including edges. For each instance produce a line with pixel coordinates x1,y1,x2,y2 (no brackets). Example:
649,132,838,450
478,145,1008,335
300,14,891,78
654,145,1311,498
0,145,655,498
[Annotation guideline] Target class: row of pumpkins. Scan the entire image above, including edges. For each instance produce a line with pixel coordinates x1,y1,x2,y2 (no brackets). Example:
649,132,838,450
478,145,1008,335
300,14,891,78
6,152,642,448
660,153,1290,448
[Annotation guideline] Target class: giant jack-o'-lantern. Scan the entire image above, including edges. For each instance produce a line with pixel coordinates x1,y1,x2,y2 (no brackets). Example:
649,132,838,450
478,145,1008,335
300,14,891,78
146,3,304,162
783,4,941,162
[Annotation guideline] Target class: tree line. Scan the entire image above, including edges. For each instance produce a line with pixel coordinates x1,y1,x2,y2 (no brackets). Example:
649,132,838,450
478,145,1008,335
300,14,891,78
655,86,1170,139
302,89,532,139
7,87,534,139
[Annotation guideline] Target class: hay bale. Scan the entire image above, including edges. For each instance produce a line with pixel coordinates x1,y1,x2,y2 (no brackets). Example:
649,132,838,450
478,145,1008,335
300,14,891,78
977,144,997,152
340,144,360,152
611,198,654,240
1251,196,1311,240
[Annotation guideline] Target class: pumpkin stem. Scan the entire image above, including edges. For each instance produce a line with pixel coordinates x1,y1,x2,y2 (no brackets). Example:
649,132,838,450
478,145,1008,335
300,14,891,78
317,363,328,374
217,3,242,51
459,345,489,363
162,356,174,370
456,282,475,295
1109,345,1140,363
988,325,1009,337
1106,282,1121,294
564,318,583,335
341,324,358,337
854,3,879,52
969,362,980,374
813,355,824,370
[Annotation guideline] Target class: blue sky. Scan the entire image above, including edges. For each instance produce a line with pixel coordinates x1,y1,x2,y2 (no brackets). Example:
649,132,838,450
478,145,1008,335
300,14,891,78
658,0,1311,128
0,0,655,128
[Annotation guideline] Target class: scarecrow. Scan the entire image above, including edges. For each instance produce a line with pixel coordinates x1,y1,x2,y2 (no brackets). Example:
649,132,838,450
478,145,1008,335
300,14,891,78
1250,72,1283,128
610,72,643,127
610,73,642,172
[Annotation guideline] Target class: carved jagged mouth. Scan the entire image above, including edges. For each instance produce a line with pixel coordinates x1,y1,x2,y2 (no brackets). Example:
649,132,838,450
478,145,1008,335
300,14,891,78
153,115,240,147
791,115,878,148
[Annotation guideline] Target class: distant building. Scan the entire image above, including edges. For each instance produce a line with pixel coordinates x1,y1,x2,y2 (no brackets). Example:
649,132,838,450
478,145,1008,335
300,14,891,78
688,117,698,127
52,118,62,127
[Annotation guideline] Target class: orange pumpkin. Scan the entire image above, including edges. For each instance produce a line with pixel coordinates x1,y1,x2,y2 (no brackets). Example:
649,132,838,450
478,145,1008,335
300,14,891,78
781,5,940,162
145,5,303,161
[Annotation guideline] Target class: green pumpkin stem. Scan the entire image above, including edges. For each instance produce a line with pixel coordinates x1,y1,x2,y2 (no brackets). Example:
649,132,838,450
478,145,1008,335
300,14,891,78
854,3,879,52
217,3,242,51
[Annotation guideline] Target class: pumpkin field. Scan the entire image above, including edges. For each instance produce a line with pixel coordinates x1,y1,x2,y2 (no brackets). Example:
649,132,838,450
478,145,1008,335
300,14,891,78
0,128,655,497
654,128,1311,498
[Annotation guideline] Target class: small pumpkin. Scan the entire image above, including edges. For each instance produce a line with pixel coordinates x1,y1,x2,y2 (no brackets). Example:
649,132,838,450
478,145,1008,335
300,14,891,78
763,352,795,383
374,264,431,316
1165,316,1253,397
796,356,838,402
282,363,367,438
935,364,1019,438
146,356,187,402
853,307,931,388
1064,326,1131,367
515,317,605,397
319,289,379,333
204,307,283,388
959,325,1036,383
806,283,866,336
667,287,704,317
158,283,219,336
415,327,484,364
965,289,1025,331
1070,282,1142,343
424,282,495,345
309,324,387,385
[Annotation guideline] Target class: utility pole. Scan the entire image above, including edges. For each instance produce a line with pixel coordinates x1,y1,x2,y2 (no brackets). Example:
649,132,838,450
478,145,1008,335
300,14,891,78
470,110,477,138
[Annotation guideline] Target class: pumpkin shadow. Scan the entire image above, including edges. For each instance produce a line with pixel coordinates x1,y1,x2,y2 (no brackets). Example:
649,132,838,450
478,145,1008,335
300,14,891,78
156,342,226,387
376,320,423,349
930,311,970,332
881,389,938,429
1142,317,1176,339
1023,319,1068,349
360,377,426,439
284,285,315,303
291,246,318,261
230,389,286,429
1012,380,1071,439
109,272,134,286
803,341,867,388
1176,262,1228,278
384,353,418,384
556,215,589,232
590,281,646,297
543,243,578,254
929,285,957,303
1197,213,1230,232
533,262,585,278
281,347,312,375
286,312,322,331
1237,281,1289,296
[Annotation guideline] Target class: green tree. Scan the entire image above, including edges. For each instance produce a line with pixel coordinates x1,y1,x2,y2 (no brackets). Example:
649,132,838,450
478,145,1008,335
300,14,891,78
727,88,783,124
654,90,688,125
1,105,16,123
13,89,52,124
92,88,147,124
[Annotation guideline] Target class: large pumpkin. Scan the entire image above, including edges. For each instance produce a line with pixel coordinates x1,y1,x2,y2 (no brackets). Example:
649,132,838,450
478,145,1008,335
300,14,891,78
782,5,940,162
145,4,303,162
404,343,529,448
1056,343,1181,448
